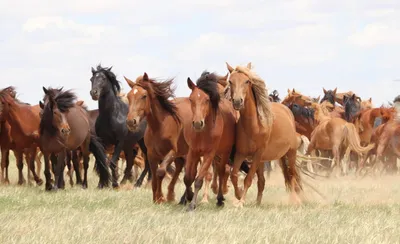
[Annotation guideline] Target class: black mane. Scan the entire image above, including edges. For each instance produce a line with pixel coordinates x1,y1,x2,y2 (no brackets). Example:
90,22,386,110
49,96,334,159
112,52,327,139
320,90,336,106
343,94,361,122
196,71,221,116
93,64,121,95
269,90,281,102
289,103,314,119
40,87,77,136
394,95,400,103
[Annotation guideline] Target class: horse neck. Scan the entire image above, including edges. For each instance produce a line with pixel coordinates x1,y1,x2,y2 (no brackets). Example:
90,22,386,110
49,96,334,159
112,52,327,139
145,97,169,131
98,87,120,113
238,88,262,134
5,102,37,137
314,106,330,123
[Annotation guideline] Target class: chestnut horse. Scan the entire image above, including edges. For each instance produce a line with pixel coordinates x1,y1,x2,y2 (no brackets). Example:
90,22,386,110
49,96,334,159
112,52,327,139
226,62,302,207
39,87,110,189
307,102,375,175
0,87,43,186
184,71,237,211
124,72,187,203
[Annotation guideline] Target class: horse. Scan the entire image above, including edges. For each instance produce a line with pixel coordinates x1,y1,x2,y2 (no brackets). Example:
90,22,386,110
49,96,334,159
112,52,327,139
343,93,361,122
282,88,313,107
226,62,302,207
90,65,151,188
320,88,345,119
307,102,375,176
0,87,43,186
268,90,281,102
124,72,188,203
286,103,315,140
39,87,110,189
183,71,237,211
87,107,151,187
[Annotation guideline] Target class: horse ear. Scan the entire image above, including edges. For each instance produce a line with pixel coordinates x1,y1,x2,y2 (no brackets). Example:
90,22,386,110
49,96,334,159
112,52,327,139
76,100,84,106
292,88,296,93
287,89,291,94
107,66,113,71
123,76,135,88
316,95,320,101
351,94,356,99
91,67,96,74
247,62,252,69
323,88,327,94
333,87,337,95
39,101,44,109
368,97,372,102
42,87,48,95
187,78,195,90
143,72,149,81
224,72,229,80
226,62,234,73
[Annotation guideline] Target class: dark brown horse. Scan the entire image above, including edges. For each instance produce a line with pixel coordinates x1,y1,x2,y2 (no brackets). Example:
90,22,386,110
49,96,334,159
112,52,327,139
39,87,110,189
0,87,43,186
184,71,237,210
124,73,188,203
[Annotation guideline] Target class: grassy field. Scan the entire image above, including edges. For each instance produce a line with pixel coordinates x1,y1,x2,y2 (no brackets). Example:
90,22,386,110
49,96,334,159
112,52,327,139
1,159,400,244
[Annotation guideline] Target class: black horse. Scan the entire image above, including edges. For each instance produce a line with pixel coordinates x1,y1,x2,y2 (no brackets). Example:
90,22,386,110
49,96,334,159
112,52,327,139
89,65,150,188
343,94,361,123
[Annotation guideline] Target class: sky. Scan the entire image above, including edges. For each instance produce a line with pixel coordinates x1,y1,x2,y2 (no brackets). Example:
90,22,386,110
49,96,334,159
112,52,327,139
1,0,400,109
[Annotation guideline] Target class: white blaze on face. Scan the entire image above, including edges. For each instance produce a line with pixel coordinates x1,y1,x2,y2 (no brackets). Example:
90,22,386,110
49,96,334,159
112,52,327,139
133,89,138,95
197,92,200,98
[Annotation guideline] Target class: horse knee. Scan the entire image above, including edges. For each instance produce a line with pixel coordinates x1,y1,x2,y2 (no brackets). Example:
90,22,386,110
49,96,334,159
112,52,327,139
156,168,166,178
194,178,203,190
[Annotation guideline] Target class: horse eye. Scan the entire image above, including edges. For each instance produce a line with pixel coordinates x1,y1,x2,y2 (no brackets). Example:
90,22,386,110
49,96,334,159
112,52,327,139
245,80,250,84
142,95,147,99
229,80,232,84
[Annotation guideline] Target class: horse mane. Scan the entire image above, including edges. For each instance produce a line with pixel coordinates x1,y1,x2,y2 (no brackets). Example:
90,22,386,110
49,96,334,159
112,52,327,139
94,64,121,95
232,65,273,126
290,103,314,120
269,90,281,102
320,90,336,106
343,94,361,122
0,86,30,106
40,87,77,136
196,71,221,116
393,95,400,103
136,76,181,124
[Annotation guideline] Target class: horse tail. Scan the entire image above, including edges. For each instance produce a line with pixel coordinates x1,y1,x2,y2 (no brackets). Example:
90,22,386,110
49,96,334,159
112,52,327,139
344,123,375,154
89,134,111,187
229,144,250,174
298,135,310,154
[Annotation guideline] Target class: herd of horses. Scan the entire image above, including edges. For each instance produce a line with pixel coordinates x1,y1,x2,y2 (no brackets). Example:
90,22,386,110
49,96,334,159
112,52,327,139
1,61,399,211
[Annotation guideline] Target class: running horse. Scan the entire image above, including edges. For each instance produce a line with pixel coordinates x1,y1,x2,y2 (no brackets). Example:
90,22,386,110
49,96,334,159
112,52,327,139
124,72,187,203
0,87,43,186
184,71,237,211
226,62,303,207
39,87,110,189
89,65,149,188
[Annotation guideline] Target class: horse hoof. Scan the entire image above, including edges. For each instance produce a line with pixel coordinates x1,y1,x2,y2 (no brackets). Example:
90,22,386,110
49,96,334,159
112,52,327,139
112,182,119,188
37,179,44,186
82,184,88,189
187,204,196,212
216,201,225,207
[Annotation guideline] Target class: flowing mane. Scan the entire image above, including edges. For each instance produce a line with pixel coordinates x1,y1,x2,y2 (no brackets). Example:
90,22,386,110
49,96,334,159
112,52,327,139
231,65,273,126
40,87,77,136
93,64,121,95
196,71,221,117
135,75,181,124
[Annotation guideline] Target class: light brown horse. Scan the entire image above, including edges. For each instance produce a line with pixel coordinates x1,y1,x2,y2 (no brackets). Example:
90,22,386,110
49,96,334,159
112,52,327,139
226,62,302,207
124,73,188,203
281,89,313,107
184,71,237,211
307,102,375,175
39,87,110,190
0,87,43,186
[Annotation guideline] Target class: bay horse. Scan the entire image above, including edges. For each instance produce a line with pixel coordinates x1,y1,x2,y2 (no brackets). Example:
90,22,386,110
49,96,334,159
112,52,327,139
124,72,187,203
307,102,375,175
0,87,43,186
184,71,237,211
226,62,302,207
39,87,110,189
90,65,149,188
320,88,346,119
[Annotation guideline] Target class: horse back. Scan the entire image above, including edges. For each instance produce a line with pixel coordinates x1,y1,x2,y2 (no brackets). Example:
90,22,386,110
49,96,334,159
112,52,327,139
65,106,90,148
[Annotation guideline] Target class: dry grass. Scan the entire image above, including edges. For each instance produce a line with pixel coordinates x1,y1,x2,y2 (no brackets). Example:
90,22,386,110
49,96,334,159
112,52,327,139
1,157,400,244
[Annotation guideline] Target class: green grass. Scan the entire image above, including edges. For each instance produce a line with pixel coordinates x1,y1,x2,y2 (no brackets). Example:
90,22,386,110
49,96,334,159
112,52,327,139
1,158,400,244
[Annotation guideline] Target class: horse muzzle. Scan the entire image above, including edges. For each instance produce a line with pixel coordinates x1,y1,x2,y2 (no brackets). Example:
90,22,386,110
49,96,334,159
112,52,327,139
126,117,140,131
90,90,99,101
232,98,244,110
192,120,205,132
60,127,71,136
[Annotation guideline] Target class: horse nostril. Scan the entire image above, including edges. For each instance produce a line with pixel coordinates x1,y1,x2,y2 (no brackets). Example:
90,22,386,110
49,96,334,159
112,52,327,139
132,119,137,125
240,98,243,104
200,121,204,127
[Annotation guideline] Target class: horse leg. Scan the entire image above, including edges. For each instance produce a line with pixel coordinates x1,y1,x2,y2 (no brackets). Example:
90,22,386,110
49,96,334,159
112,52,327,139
65,151,74,187
53,150,66,190
72,150,83,186
256,163,266,205
42,152,53,191
24,152,33,185
35,151,42,177
215,153,229,207
155,149,177,202
183,151,199,207
201,167,211,203
14,150,25,185
110,142,124,188
210,158,218,194
188,152,213,211
148,156,159,203
230,153,247,200
167,157,185,202
1,148,10,184
27,147,43,186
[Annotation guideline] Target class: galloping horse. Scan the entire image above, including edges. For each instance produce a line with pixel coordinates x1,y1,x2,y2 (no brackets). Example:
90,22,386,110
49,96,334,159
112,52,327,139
0,87,43,186
89,65,149,188
124,73,187,203
226,62,302,207
39,87,110,189
184,71,237,210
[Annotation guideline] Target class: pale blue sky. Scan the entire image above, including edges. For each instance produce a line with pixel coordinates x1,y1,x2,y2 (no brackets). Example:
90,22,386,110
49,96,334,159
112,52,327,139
1,0,399,109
